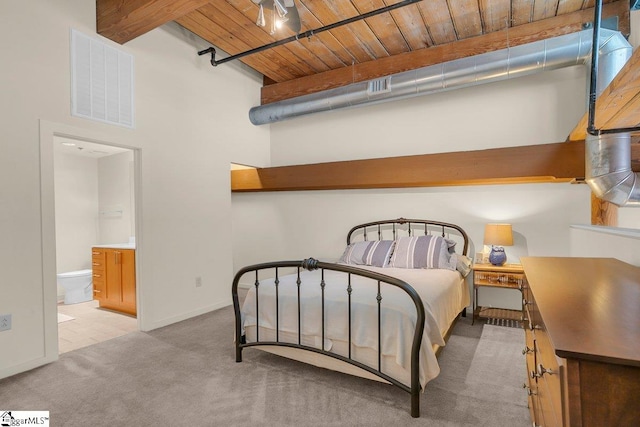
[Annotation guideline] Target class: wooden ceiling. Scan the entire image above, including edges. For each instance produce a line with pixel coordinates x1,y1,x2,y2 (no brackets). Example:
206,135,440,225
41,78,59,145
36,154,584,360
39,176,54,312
98,0,632,106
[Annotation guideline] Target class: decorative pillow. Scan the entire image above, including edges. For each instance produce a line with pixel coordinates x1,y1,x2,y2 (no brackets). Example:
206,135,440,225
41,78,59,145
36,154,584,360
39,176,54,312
389,235,455,270
455,254,473,277
339,240,396,267
444,238,457,254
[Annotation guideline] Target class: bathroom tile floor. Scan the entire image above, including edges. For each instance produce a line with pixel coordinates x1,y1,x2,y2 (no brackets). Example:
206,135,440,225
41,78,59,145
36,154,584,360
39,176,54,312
57,300,138,354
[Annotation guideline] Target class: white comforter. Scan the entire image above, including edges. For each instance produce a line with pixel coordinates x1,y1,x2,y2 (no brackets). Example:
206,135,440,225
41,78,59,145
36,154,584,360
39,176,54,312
241,265,469,387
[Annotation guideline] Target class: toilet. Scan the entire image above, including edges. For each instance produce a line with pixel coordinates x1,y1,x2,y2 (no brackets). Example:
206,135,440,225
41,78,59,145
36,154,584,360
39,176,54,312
57,269,93,304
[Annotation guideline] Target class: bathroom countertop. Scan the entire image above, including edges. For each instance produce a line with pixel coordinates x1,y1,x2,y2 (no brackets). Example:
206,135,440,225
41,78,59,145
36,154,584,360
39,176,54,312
93,243,136,250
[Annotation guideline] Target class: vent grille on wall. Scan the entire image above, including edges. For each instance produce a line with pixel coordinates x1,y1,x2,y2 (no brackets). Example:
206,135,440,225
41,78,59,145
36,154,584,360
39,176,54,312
71,29,135,128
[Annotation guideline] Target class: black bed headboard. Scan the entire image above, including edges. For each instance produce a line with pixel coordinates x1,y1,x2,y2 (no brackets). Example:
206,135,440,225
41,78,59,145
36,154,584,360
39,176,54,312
346,218,470,256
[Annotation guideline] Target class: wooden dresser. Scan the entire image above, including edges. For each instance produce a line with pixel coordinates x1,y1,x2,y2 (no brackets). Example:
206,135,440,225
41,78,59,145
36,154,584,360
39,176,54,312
521,257,640,427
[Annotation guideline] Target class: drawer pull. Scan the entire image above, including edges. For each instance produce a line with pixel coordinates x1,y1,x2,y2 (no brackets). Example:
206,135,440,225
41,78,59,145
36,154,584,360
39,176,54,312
537,363,555,377
523,298,532,306
530,369,540,379
522,346,534,355
93,274,101,278
522,383,537,396
92,262,101,266
92,251,101,255
93,290,101,293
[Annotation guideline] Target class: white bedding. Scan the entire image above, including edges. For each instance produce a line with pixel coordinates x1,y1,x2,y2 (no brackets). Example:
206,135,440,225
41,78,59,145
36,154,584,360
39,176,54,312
241,265,469,388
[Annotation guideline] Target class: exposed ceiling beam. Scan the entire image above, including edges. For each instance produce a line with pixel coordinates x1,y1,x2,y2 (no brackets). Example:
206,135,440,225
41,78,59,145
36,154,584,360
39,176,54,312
569,45,640,141
231,142,588,192
261,1,629,105
97,0,209,44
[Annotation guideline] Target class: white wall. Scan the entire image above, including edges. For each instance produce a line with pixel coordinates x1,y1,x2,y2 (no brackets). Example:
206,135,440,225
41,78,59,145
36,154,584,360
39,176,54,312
53,151,99,273
0,0,269,379
98,151,135,244
570,226,640,266
233,65,593,271
232,28,639,311
269,65,586,165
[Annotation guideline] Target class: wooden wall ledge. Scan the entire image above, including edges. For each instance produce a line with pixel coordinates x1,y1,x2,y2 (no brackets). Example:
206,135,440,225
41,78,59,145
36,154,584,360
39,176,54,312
231,142,587,192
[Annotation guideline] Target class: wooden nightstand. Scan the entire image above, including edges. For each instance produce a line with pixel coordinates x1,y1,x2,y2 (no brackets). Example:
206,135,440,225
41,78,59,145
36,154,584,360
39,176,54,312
472,263,525,325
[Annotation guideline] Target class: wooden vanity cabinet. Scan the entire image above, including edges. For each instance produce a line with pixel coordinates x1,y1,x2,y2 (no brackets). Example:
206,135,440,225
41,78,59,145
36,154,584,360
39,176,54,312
91,247,136,316
91,249,106,301
521,257,640,427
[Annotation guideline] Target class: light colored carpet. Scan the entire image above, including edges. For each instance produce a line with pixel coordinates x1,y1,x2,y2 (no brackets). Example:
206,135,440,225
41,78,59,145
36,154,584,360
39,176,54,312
0,307,529,426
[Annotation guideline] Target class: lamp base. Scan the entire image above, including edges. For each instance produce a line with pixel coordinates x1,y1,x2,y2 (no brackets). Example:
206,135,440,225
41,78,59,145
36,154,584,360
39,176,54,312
489,246,507,266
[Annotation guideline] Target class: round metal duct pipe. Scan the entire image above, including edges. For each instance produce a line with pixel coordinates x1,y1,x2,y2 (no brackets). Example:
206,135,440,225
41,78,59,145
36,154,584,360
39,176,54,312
586,134,640,206
584,28,638,207
249,29,609,125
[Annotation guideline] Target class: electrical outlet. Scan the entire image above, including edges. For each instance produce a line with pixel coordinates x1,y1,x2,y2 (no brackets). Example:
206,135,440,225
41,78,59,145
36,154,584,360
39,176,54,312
0,314,12,332
195,277,202,288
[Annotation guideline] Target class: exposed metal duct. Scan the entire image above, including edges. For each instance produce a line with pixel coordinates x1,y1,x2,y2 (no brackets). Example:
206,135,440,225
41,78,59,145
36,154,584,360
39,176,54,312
250,27,638,205
584,25,638,207
250,29,626,125
586,134,640,206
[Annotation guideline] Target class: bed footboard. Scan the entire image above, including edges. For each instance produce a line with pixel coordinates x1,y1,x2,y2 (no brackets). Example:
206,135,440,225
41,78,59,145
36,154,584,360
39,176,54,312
232,257,426,418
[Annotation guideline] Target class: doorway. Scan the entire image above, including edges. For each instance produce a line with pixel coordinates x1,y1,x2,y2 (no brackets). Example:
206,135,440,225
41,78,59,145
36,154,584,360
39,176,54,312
51,135,140,353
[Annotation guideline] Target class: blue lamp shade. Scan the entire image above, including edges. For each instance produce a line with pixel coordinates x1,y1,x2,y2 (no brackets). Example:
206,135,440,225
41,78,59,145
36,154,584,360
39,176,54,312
484,224,513,266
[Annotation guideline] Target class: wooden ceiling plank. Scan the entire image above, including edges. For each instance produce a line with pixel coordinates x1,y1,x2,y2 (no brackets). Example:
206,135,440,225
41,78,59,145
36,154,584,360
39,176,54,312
292,1,359,67
196,3,321,77
479,0,511,33
511,0,535,26
301,1,384,62
97,0,209,44
175,12,294,82
418,0,457,44
569,44,640,140
389,4,434,50
325,1,390,59
262,0,629,104
556,0,587,15
351,0,410,55
230,142,586,192
448,0,484,40
532,0,560,21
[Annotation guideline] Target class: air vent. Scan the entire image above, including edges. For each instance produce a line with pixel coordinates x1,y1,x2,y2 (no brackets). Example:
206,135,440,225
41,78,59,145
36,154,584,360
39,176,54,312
368,77,391,95
70,29,135,128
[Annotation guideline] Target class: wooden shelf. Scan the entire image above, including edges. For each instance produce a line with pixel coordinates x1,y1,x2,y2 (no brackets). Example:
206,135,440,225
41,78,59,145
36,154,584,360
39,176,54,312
475,307,522,322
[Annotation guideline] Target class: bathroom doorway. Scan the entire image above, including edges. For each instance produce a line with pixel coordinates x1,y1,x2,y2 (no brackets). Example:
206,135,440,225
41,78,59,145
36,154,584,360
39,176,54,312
52,136,139,353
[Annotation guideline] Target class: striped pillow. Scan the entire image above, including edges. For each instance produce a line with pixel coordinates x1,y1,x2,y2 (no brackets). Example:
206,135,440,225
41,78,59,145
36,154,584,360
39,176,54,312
339,240,396,267
389,235,455,270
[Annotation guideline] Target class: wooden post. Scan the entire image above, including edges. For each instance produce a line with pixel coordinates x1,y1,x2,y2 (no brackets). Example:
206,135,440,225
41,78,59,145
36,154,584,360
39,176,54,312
591,193,618,226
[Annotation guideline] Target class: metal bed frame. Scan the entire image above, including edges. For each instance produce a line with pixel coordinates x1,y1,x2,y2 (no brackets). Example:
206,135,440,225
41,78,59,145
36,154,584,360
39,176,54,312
231,218,470,418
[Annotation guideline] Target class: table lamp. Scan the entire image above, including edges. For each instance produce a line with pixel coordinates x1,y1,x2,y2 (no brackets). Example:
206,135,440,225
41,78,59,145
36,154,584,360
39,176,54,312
484,223,513,266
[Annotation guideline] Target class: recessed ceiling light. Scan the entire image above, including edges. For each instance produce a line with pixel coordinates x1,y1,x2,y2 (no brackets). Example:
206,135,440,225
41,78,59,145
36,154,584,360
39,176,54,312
61,142,76,147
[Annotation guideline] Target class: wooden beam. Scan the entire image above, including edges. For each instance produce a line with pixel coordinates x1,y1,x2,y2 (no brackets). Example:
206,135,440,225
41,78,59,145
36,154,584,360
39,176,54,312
261,0,630,104
97,0,208,44
231,142,586,192
591,193,618,226
570,44,640,141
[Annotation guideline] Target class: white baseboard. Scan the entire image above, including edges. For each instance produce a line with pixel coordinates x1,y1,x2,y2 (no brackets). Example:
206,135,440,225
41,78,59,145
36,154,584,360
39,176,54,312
0,353,58,380
141,298,232,332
